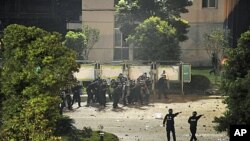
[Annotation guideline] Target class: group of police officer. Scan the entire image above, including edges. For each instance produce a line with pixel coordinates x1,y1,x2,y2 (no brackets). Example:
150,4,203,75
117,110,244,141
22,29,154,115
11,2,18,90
85,72,154,108
59,71,170,111
163,108,204,141
59,74,203,141
59,82,83,114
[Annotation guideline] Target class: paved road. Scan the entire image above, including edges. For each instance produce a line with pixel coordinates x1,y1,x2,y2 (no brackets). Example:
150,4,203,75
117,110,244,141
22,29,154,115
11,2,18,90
64,95,229,141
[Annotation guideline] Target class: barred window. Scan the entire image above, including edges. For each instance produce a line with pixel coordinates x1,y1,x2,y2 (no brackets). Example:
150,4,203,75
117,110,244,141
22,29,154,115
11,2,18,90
114,28,129,60
202,0,217,8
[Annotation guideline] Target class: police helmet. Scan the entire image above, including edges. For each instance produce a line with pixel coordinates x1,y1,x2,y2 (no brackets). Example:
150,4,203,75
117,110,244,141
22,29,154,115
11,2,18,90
193,111,197,116
168,109,173,113
117,82,122,87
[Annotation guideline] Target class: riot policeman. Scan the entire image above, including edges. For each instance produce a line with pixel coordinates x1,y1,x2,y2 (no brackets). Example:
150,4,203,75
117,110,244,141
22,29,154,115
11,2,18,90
188,111,204,141
65,88,73,110
127,80,136,104
98,79,108,107
163,109,181,141
71,83,82,107
86,81,98,107
157,74,168,99
112,82,122,108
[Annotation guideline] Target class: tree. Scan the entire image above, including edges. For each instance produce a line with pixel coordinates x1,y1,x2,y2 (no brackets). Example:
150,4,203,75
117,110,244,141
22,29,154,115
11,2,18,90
214,30,250,134
0,38,2,127
116,0,192,42
64,25,100,60
0,24,79,140
203,28,230,74
127,16,179,61
64,31,87,60
0,38,3,59
82,25,100,60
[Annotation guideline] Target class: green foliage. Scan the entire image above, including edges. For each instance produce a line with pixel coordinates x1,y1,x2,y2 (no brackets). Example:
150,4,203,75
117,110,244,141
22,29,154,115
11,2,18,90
64,25,99,60
116,0,192,42
65,31,87,60
0,38,3,58
214,30,250,134
55,116,77,136
0,24,79,140
192,68,221,88
82,25,100,60
203,28,229,57
184,75,212,94
203,28,230,75
61,131,119,141
0,66,2,127
128,16,180,61
81,127,93,138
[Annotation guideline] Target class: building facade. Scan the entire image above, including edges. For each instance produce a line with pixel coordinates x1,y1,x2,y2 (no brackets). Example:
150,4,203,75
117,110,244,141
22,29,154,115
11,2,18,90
82,0,115,62
83,0,242,66
180,0,239,66
1,0,247,66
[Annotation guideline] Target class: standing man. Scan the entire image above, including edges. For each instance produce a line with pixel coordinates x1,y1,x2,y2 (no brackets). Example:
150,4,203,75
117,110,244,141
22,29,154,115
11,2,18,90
163,109,181,141
209,52,219,75
188,111,204,141
157,74,168,99
86,81,97,107
112,82,122,108
71,83,82,108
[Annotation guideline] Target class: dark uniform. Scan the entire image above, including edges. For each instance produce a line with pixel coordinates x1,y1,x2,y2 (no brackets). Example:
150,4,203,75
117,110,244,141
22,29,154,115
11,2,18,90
209,52,219,75
86,81,97,106
157,75,168,99
65,88,72,110
188,111,203,141
163,109,181,141
98,79,108,107
59,90,66,115
127,80,136,104
71,84,82,107
112,83,122,108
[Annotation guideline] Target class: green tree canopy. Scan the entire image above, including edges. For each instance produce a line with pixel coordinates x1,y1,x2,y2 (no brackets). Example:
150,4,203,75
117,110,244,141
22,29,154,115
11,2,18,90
0,24,79,140
203,28,229,58
128,16,179,61
203,28,230,74
116,0,192,42
64,25,99,60
214,29,250,134
64,31,87,60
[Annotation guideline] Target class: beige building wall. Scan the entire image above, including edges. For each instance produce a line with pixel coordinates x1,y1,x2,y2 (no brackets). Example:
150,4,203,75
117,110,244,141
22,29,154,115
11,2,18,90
82,0,115,62
180,0,229,66
81,0,238,66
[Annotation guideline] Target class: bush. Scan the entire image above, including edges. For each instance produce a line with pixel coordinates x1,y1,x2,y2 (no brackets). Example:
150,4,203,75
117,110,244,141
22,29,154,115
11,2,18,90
55,116,76,136
0,24,79,140
81,127,93,138
184,75,212,94
214,29,250,134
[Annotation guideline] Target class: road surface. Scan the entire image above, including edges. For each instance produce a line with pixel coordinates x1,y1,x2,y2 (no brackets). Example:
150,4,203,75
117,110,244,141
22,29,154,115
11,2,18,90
64,95,229,141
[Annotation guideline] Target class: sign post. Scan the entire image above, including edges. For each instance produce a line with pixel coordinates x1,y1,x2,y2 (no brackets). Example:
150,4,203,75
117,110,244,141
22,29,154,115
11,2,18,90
182,63,192,95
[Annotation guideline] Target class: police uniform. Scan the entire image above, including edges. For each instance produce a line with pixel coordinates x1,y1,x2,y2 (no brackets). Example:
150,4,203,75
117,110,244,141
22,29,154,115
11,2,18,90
163,109,181,141
188,111,203,141
157,75,168,99
112,83,122,108
86,82,97,106
71,85,82,107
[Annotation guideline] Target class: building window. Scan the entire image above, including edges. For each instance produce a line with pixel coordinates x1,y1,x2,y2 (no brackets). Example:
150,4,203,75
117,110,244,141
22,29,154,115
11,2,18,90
113,48,129,60
202,0,217,8
114,28,129,60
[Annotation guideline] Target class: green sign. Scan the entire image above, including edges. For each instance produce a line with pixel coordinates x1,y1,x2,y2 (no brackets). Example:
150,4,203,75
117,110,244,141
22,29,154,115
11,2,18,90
182,64,191,83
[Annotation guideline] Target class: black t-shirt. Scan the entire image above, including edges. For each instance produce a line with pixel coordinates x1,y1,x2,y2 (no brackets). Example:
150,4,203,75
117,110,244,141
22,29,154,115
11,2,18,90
163,113,179,127
188,115,202,128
